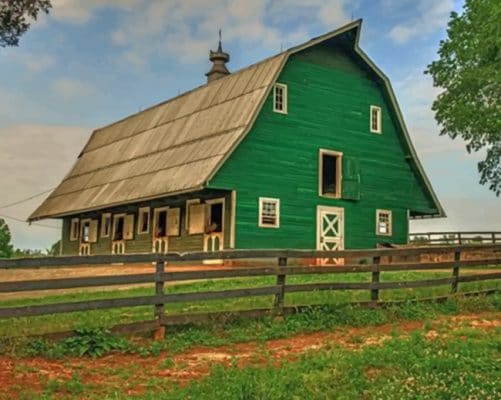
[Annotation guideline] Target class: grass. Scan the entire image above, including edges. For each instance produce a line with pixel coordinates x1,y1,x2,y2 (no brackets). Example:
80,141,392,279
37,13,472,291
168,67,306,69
1,294,499,399
144,329,500,400
0,267,498,337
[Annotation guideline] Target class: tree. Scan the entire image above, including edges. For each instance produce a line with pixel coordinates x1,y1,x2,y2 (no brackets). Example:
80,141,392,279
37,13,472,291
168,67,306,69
47,240,60,256
0,0,52,47
0,218,14,258
426,0,501,195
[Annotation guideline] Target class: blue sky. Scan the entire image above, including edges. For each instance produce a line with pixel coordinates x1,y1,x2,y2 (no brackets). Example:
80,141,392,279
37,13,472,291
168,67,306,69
0,0,498,250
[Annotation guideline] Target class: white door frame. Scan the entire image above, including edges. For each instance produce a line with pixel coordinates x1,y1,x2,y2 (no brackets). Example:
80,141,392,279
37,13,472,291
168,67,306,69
204,197,225,252
316,205,345,265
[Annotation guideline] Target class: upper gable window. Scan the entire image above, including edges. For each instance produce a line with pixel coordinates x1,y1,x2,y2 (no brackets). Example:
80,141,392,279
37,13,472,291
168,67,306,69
273,83,287,114
370,105,382,133
319,149,343,198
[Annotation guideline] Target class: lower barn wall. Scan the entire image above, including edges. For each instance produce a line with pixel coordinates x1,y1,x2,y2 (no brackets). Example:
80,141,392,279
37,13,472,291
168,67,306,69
60,190,232,255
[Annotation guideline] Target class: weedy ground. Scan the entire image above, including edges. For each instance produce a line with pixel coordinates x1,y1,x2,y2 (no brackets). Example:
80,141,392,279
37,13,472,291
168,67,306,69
0,293,499,399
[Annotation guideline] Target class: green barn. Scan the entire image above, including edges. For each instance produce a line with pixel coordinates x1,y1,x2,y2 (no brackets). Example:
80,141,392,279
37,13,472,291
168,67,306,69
29,20,444,257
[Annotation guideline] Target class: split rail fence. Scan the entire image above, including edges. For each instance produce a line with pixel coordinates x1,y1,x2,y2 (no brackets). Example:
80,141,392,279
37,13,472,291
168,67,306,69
409,231,501,245
0,244,500,337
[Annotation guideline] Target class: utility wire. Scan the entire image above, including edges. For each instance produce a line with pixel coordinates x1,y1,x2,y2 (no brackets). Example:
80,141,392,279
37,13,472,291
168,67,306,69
0,187,55,209
0,213,60,230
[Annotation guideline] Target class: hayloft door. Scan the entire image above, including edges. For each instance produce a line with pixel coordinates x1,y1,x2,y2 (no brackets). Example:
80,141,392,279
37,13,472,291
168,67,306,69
316,206,344,265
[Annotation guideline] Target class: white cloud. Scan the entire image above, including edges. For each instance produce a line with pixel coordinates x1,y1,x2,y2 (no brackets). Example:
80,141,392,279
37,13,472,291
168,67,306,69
52,77,97,99
387,0,453,44
109,0,351,66
0,124,91,249
50,0,139,24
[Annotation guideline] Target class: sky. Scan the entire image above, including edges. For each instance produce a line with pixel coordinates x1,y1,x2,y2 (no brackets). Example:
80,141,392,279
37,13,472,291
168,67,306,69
0,0,499,250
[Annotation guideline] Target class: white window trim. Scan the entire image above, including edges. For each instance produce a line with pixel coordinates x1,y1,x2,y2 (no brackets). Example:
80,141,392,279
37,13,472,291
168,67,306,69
101,213,111,238
185,199,200,232
370,105,382,134
112,213,126,241
318,149,343,199
273,83,288,114
376,209,392,236
153,207,169,238
70,218,79,241
137,207,151,235
80,218,91,243
258,197,280,228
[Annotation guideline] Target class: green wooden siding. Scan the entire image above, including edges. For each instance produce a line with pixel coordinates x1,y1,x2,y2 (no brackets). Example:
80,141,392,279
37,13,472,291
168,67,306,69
208,43,435,249
60,191,232,255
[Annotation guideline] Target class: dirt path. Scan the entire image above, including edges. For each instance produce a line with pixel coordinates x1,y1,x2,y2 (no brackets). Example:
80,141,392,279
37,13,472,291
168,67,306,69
0,312,498,399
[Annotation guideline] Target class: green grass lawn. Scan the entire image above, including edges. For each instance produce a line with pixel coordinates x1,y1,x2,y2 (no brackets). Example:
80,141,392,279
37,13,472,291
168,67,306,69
4,294,499,399
0,268,498,337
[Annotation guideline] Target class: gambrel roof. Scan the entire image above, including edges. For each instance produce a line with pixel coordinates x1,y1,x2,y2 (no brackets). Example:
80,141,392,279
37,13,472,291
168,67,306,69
30,20,444,221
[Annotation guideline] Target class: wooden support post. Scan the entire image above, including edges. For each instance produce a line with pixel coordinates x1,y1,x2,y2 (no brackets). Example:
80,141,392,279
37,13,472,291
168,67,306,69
492,233,496,244
457,233,462,245
371,256,381,304
274,257,287,316
451,249,461,294
153,259,165,340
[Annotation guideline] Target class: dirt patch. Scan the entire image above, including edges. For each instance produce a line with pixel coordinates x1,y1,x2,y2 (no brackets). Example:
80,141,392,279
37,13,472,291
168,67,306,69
1,312,498,398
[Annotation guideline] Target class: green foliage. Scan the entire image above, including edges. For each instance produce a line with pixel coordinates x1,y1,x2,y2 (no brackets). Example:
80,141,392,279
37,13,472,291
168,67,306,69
144,330,500,400
426,0,501,195
47,240,60,256
0,0,51,47
0,218,13,258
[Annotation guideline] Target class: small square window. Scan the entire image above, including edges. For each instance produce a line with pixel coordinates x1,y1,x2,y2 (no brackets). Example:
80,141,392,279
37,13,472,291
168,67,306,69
138,207,150,234
319,149,343,198
376,209,392,236
273,83,287,114
259,197,280,228
70,218,79,241
370,105,382,133
101,213,111,238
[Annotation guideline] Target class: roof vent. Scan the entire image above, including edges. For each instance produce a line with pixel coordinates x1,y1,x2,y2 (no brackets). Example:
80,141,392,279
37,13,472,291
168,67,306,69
205,29,230,83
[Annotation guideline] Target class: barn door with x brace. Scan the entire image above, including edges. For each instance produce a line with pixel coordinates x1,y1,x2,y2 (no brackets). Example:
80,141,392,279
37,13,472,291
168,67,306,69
316,206,345,265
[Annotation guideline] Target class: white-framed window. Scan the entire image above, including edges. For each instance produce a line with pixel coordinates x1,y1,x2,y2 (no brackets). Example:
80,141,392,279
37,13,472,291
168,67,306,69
185,199,200,232
153,207,169,238
112,213,126,241
273,83,287,114
319,149,343,198
376,209,392,236
370,105,382,133
80,219,91,243
137,207,150,234
258,197,280,228
70,218,79,241
101,213,111,238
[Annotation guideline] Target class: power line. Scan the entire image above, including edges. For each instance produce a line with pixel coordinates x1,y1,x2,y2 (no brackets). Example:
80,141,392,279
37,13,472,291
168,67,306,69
0,187,55,209
0,213,60,230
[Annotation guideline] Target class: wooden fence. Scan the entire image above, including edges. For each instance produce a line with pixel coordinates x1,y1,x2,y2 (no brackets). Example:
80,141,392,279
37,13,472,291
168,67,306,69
0,244,500,338
409,231,500,245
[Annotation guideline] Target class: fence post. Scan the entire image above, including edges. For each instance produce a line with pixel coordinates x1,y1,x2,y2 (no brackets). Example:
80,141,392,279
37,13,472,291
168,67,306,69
274,257,287,316
371,256,381,304
457,232,462,245
451,249,461,294
492,233,496,244
153,258,165,340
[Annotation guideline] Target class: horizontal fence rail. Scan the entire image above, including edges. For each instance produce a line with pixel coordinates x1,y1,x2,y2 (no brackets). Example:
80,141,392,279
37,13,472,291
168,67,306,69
410,231,500,245
0,244,499,338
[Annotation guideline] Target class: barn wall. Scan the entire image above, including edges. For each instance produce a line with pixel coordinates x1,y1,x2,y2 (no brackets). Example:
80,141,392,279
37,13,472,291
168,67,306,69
209,41,434,249
60,190,232,255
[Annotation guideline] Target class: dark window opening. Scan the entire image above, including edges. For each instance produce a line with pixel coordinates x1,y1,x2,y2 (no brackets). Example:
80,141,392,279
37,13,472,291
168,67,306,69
322,154,338,195
139,210,149,233
155,211,167,238
207,203,223,233
113,217,124,241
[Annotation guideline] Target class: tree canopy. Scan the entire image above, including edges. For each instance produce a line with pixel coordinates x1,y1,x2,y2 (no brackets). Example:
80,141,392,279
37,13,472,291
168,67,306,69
426,0,500,195
0,218,14,258
0,0,51,47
